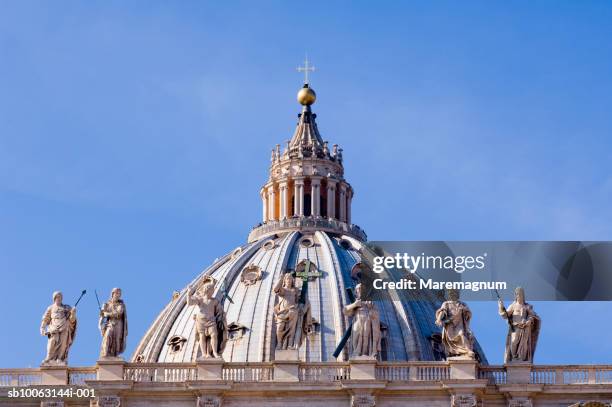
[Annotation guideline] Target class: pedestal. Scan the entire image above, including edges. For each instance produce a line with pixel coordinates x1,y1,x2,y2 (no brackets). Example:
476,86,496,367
349,356,377,380
448,356,477,380
40,365,68,385
196,357,224,381
505,361,532,384
273,349,300,382
275,349,299,361
96,358,125,381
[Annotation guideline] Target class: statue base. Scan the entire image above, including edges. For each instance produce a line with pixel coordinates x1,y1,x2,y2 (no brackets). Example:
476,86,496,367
505,361,532,384
448,356,477,380
97,358,126,381
273,349,300,382
196,357,224,380
40,360,67,367
349,355,377,380
40,364,68,385
275,349,299,361
98,356,124,362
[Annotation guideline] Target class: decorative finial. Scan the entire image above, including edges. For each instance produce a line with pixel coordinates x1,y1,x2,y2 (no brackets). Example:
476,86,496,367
297,55,315,85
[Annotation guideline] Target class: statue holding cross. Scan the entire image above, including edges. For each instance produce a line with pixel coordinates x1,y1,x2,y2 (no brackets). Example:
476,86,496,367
273,262,313,350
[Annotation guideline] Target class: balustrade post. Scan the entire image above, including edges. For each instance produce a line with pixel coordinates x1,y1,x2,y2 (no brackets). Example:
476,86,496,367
40,365,68,385
96,359,125,381
505,362,532,384
448,357,477,380
273,350,300,382
348,356,376,380
196,358,224,381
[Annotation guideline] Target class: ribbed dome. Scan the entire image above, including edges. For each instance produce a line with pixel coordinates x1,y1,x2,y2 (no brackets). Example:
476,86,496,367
132,230,487,363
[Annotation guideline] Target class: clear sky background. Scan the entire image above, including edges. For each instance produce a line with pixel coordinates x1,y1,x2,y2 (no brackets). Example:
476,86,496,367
1,1,611,367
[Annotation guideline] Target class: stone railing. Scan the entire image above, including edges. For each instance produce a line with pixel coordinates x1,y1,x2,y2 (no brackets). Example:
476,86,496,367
478,365,507,384
375,362,450,381
0,369,42,387
248,217,367,242
2,362,612,386
68,367,97,385
530,365,612,385
123,363,197,382
222,363,274,382
299,362,350,382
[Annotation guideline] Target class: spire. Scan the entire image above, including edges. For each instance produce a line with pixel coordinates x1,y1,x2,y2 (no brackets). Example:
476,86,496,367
286,60,340,161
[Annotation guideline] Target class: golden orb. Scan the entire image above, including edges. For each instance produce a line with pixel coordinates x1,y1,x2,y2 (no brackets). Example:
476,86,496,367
297,86,316,105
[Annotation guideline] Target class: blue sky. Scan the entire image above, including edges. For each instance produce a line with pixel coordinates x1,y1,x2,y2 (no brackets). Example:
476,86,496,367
1,1,611,367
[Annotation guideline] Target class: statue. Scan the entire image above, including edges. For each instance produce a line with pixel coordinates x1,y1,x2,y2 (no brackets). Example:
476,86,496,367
344,283,381,358
435,289,475,359
498,286,541,363
40,291,77,366
187,277,227,359
99,288,128,359
273,273,312,350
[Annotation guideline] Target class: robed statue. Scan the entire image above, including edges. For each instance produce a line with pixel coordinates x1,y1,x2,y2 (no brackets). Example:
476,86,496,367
498,286,541,363
435,289,475,359
273,273,312,350
187,277,228,359
40,291,77,366
99,288,128,359
344,283,381,358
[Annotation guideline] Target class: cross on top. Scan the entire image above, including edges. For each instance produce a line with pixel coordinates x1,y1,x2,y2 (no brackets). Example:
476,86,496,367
297,56,315,84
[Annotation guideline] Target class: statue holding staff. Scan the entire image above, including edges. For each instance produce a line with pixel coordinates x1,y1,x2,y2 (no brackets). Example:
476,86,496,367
99,288,128,359
40,291,78,366
187,277,227,359
435,289,475,359
498,286,540,363
344,283,381,358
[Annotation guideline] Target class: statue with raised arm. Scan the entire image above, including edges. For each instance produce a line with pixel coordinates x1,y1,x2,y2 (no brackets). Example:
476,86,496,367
99,288,128,359
273,273,312,350
40,291,77,366
435,289,475,359
187,277,227,359
498,286,541,363
344,283,381,358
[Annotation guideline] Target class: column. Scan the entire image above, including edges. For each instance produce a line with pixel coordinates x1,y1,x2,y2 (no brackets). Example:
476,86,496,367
261,189,268,222
294,178,304,216
311,177,321,217
346,190,353,224
327,179,337,219
279,180,288,219
339,183,347,222
267,185,276,221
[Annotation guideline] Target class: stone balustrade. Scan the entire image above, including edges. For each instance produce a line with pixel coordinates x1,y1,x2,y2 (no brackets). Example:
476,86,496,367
123,363,197,382
67,367,97,386
0,369,42,387
0,362,611,386
248,217,367,243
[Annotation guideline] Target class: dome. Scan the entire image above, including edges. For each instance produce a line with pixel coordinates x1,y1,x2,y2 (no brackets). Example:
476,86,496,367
132,230,486,363
132,79,487,364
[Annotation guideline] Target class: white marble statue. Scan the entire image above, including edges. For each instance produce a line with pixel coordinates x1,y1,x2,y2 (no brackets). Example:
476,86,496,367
273,273,312,350
99,288,128,359
435,289,475,359
344,283,381,358
40,291,77,366
498,286,541,363
187,278,227,359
